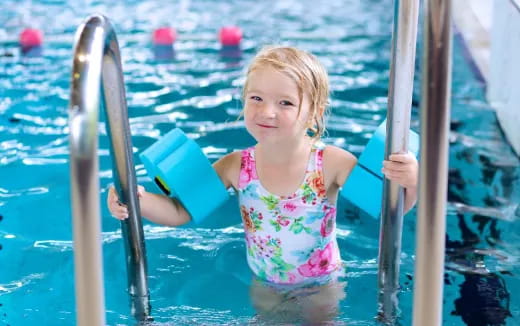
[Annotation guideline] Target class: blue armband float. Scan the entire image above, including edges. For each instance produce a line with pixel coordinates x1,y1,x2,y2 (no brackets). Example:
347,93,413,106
340,120,420,218
139,128,230,224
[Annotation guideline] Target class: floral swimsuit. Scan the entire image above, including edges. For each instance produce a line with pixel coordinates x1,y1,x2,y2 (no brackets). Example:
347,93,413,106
237,142,343,286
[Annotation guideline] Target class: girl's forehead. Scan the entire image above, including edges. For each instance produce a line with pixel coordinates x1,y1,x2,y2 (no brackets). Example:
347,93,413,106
247,66,299,93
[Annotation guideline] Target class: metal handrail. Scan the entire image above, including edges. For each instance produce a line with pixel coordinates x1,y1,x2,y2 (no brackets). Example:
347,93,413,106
68,14,151,325
378,0,419,322
412,0,451,325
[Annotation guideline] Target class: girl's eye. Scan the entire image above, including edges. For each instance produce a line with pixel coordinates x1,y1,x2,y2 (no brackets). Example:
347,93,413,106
280,100,294,106
250,96,262,102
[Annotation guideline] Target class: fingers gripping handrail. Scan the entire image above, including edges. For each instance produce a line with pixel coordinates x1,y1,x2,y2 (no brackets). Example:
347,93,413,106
68,14,151,325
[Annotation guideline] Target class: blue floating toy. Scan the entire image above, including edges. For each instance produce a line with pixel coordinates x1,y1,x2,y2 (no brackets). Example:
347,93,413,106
340,120,419,218
139,128,229,224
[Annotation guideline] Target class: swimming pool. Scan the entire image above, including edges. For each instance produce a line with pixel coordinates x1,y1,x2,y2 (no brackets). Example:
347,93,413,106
1,0,519,325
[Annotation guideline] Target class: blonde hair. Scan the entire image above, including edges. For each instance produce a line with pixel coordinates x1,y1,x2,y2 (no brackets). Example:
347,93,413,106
242,46,329,139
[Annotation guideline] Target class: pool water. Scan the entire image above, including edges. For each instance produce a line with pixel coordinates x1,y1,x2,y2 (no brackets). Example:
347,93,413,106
1,0,519,325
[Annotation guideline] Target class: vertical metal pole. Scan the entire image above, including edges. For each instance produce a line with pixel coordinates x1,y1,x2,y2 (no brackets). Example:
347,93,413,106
69,18,106,326
377,0,419,322
412,0,451,325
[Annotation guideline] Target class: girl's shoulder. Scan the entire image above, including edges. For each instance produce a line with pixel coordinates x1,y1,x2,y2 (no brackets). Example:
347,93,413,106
321,144,358,187
322,144,357,165
213,150,242,191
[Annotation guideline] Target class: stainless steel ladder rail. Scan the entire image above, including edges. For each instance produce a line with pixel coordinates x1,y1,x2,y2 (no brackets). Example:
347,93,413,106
413,0,451,325
68,14,151,325
378,0,420,322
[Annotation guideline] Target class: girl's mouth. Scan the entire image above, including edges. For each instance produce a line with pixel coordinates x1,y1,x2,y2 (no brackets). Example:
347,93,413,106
257,123,276,128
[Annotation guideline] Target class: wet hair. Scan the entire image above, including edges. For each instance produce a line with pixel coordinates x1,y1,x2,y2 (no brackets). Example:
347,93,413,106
243,46,330,139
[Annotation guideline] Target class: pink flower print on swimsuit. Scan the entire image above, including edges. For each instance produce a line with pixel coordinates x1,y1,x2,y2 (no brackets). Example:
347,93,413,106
297,242,339,277
239,149,258,188
246,234,297,283
237,143,344,285
320,205,336,237
279,198,305,217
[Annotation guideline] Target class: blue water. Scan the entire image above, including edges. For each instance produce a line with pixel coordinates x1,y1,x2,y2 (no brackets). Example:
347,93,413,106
1,0,520,325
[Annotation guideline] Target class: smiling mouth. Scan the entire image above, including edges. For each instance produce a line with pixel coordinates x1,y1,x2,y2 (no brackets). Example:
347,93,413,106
257,123,277,128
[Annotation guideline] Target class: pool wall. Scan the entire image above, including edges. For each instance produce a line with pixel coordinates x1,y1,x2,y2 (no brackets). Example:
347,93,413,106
453,0,520,157
488,0,520,157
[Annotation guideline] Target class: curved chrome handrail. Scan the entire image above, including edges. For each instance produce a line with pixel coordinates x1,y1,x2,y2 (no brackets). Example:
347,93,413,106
68,14,151,325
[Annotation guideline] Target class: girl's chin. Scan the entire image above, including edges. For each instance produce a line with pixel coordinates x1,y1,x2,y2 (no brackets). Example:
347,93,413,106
250,129,278,140
255,136,299,146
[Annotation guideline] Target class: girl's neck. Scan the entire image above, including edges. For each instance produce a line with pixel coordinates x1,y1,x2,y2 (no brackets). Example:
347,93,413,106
255,136,314,165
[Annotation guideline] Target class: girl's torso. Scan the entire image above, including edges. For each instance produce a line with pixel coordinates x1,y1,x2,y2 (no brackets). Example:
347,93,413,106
237,142,343,285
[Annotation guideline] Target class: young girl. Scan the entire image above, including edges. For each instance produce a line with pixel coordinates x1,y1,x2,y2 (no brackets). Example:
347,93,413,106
108,46,418,323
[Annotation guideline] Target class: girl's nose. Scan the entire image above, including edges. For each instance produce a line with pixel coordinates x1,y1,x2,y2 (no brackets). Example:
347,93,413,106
260,103,276,118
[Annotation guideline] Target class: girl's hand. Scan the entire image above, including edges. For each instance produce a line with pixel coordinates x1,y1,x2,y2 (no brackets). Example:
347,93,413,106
382,152,418,189
107,185,145,220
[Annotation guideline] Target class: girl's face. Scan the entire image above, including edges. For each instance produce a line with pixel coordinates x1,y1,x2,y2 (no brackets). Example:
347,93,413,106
243,66,312,145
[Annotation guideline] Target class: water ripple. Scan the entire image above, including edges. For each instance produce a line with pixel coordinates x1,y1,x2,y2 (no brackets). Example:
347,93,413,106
0,273,45,295
0,186,49,198
449,202,520,222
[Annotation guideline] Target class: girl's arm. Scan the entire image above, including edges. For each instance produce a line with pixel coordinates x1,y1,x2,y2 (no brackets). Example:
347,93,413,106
323,145,358,192
212,151,241,191
403,185,417,213
107,186,191,226
381,152,419,214
107,151,241,226
324,146,418,214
